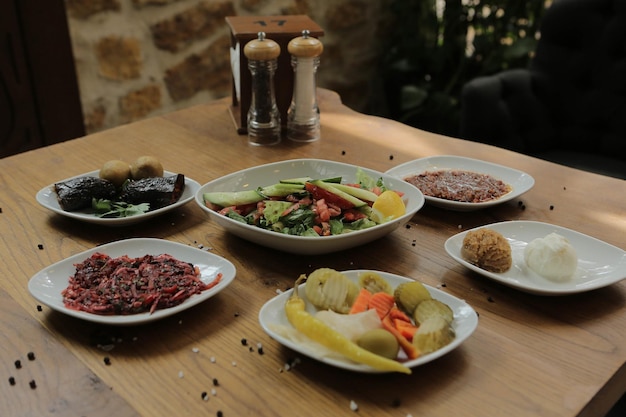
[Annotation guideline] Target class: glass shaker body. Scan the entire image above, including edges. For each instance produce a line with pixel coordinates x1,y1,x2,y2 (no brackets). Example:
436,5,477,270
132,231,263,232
247,57,281,145
287,55,320,142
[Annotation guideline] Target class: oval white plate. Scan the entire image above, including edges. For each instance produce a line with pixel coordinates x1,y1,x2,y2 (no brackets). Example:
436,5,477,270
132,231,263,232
259,270,478,373
28,238,236,325
445,221,626,295
36,170,200,226
194,159,425,255
385,155,534,211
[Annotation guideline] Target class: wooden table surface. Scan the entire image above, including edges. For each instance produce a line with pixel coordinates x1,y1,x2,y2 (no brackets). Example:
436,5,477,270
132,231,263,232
1,89,624,417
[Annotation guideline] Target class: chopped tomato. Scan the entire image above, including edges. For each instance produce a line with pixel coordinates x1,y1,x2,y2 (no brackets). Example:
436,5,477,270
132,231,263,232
305,182,355,209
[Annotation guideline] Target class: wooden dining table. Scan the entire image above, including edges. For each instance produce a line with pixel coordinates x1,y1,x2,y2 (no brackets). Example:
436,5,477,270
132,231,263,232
1,89,624,417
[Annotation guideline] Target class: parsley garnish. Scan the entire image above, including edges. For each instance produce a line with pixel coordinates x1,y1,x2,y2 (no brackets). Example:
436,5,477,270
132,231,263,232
92,199,150,218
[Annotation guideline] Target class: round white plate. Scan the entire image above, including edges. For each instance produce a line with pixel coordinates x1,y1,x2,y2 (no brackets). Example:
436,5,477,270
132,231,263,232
194,159,425,255
445,221,626,295
28,238,236,325
385,155,534,211
258,270,478,373
36,170,200,226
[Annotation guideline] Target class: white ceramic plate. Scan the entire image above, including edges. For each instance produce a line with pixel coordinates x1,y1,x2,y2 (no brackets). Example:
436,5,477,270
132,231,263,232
36,170,200,226
385,155,534,211
28,238,236,325
194,159,425,255
259,270,478,373
445,221,626,295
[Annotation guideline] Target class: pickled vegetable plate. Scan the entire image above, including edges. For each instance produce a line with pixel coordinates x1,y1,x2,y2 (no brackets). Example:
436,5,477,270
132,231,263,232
28,238,236,325
36,170,200,226
258,270,478,373
194,159,425,255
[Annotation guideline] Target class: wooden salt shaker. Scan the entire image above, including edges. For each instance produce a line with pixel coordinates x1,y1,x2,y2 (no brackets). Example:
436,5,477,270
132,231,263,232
287,30,323,142
244,32,281,146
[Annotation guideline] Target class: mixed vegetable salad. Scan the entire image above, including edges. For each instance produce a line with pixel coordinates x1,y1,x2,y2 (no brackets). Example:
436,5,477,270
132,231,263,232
202,169,406,237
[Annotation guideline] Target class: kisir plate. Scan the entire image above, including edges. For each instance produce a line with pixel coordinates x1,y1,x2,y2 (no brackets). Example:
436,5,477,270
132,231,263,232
386,155,534,211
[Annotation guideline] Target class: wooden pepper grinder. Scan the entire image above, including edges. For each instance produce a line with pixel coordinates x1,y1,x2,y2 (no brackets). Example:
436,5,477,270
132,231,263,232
244,32,281,146
287,30,323,142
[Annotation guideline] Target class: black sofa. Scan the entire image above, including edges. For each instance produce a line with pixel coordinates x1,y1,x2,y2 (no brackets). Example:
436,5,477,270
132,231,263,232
459,0,626,179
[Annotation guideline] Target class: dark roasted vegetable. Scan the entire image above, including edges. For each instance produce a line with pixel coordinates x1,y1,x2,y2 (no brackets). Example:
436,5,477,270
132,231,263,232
54,177,117,211
120,174,185,209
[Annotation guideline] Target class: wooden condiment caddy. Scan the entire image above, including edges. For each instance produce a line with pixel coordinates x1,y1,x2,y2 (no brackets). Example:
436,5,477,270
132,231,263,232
225,15,324,134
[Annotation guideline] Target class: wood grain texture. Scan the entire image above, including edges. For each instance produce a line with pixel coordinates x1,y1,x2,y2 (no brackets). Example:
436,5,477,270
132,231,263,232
0,89,624,417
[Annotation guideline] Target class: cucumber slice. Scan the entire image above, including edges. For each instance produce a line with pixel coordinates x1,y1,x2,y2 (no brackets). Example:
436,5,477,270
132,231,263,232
320,176,342,183
309,180,368,207
203,190,263,207
280,177,313,185
263,201,294,224
331,183,378,202
261,183,306,197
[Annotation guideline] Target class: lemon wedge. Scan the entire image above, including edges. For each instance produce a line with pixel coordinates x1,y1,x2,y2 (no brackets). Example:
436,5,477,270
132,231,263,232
371,190,405,223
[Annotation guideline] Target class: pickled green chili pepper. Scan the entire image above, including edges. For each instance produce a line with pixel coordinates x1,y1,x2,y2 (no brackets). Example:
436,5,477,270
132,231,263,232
285,274,411,374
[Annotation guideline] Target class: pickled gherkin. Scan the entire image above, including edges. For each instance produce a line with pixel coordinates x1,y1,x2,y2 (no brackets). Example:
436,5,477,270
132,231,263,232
413,299,454,325
412,316,455,354
304,268,359,313
358,271,392,294
393,281,432,315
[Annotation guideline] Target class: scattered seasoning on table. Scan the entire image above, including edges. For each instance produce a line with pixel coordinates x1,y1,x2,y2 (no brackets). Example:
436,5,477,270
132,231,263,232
441,283,447,287
518,200,523,207
411,240,416,247
231,361,237,367
487,296,495,303
217,411,223,417
212,378,219,386
211,388,217,396
29,380,36,389
240,338,247,346
8,376,16,386
210,356,216,363
178,371,184,378
201,391,209,401
249,346,254,352
37,244,44,250
391,398,401,407
192,347,200,353
14,360,21,369
0,207,3,213
341,150,346,155
234,312,240,317
27,352,35,361
257,346,264,355
405,224,411,229
389,154,394,160
520,203,526,210
103,356,111,365
549,205,554,210
349,400,358,411
36,305,42,312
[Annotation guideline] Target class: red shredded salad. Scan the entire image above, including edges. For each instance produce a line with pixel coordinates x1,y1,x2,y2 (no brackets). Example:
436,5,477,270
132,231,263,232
62,252,221,315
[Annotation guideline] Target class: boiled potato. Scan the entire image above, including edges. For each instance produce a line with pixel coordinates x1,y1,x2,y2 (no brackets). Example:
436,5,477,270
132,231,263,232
99,159,131,188
130,156,163,179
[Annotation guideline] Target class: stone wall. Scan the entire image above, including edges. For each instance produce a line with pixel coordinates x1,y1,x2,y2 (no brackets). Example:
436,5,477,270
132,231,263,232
64,0,393,134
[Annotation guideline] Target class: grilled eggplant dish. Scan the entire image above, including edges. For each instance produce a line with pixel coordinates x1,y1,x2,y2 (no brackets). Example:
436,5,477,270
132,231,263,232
53,157,185,218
